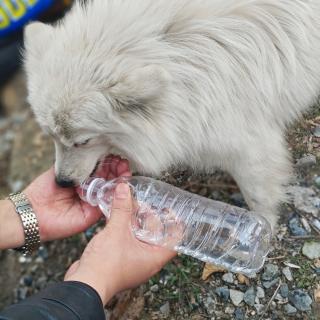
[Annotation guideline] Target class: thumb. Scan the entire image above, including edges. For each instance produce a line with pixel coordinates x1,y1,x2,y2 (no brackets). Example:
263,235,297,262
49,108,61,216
108,183,133,228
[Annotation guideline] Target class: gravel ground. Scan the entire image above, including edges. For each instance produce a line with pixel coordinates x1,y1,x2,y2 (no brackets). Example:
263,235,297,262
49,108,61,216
0,73,319,319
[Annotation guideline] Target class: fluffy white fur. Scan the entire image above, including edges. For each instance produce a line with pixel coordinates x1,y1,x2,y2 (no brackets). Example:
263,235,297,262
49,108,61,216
24,0,320,227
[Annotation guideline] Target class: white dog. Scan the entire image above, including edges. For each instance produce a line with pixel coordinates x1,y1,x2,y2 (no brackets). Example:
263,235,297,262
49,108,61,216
24,0,320,228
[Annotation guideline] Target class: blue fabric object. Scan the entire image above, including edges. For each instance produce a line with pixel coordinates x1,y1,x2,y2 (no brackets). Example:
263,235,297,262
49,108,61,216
0,0,54,36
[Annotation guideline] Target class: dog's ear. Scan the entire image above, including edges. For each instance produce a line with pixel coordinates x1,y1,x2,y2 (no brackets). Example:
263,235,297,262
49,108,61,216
108,65,172,110
24,22,54,56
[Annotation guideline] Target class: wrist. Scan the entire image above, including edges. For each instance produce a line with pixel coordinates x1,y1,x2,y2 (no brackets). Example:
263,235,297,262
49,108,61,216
65,269,117,305
0,200,25,250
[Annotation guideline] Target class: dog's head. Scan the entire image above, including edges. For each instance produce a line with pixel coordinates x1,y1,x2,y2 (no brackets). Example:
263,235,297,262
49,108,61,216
24,22,179,186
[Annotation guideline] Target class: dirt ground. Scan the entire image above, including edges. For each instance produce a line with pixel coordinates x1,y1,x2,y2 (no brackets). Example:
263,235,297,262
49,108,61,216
0,72,319,320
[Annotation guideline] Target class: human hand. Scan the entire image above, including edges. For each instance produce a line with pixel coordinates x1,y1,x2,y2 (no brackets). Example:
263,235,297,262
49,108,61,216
64,182,176,305
24,156,131,242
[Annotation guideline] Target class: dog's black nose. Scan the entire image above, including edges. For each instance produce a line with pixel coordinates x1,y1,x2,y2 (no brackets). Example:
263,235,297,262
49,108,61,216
55,177,75,188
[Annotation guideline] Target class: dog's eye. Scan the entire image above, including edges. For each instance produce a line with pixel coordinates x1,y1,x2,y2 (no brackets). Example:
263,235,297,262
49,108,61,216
74,139,91,148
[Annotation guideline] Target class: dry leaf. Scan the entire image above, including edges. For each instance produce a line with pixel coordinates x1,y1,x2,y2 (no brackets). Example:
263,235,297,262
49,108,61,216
314,259,320,269
201,263,226,281
237,273,250,285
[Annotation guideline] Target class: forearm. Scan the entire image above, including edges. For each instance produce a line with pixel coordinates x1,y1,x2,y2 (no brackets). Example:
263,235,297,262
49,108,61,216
0,200,25,250
0,281,105,320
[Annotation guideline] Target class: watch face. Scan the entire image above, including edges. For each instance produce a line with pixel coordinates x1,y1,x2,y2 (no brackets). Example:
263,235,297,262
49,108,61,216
0,0,73,37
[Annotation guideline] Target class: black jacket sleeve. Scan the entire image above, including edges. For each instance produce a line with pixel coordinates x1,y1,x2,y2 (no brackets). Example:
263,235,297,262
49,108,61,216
0,281,105,320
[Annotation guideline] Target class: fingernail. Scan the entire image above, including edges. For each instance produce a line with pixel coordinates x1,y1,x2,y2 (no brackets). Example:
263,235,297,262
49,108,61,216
115,183,129,199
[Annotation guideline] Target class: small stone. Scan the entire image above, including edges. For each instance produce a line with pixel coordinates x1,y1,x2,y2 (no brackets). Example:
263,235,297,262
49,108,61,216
230,289,244,306
225,306,235,314
222,272,234,284
234,308,245,320
288,216,308,236
150,284,159,293
312,219,320,232
215,287,229,302
9,180,24,193
18,256,32,264
296,154,317,167
275,293,287,303
288,289,313,311
315,176,320,189
262,264,280,281
313,126,320,138
243,287,256,306
302,241,320,259
38,246,49,260
23,276,33,287
282,267,293,282
280,284,289,298
160,302,170,316
256,287,265,299
284,304,297,315
254,304,264,315
263,278,280,289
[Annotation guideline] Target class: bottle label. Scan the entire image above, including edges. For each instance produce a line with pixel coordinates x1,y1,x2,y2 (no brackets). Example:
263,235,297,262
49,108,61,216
0,0,53,36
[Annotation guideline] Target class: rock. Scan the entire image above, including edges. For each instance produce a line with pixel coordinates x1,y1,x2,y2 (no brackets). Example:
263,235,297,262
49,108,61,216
284,304,297,315
296,154,317,167
288,289,313,311
282,267,293,282
302,242,320,259
222,272,234,284
263,278,280,289
215,287,229,302
288,216,308,236
160,302,170,316
280,284,289,299
256,287,265,299
234,308,245,320
262,264,280,281
313,126,320,138
287,186,320,217
230,289,244,306
254,304,264,315
243,287,256,306
150,284,159,293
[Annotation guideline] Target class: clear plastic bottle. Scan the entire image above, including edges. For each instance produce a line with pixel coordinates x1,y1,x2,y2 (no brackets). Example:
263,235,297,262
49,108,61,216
80,176,272,275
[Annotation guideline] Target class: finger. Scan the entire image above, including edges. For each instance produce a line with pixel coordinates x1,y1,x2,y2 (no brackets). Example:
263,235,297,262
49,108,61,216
108,183,133,229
